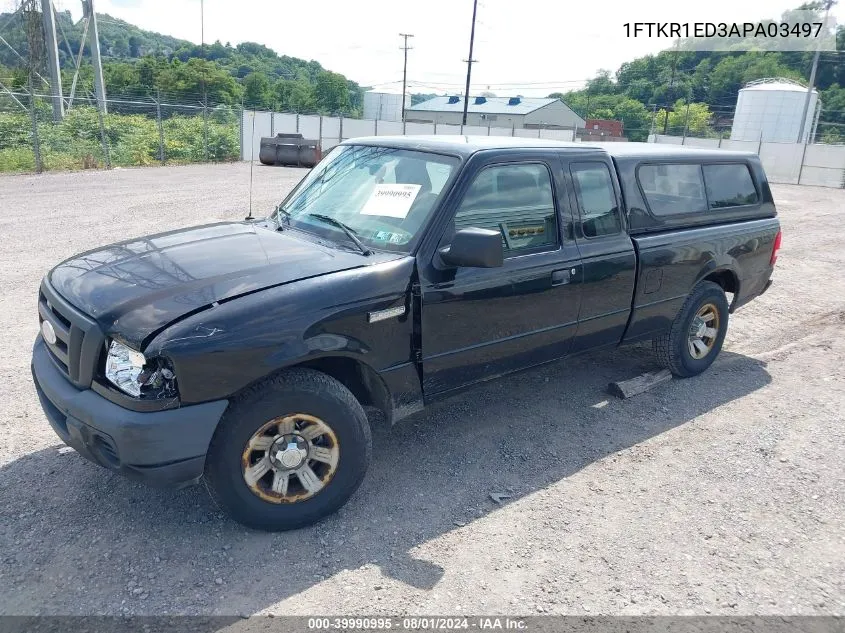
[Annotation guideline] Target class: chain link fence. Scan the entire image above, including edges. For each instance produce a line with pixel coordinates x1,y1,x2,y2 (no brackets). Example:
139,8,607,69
0,89,241,173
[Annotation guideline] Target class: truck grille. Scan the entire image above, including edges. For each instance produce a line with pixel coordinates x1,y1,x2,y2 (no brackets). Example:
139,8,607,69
38,279,105,389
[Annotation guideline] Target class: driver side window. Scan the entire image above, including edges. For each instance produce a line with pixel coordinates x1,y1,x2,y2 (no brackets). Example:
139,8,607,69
453,163,558,255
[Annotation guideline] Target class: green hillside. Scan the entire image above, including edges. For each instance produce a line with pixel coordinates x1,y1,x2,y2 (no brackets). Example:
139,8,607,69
552,3,845,142
0,10,363,115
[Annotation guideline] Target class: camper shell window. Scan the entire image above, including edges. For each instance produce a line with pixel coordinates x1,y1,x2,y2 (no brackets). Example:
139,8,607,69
637,161,760,217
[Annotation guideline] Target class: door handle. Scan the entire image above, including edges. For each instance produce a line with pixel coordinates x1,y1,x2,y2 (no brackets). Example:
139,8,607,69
551,269,571,286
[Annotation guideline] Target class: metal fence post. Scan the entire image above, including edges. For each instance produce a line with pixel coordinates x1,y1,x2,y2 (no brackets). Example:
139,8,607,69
538,125,542,139
797,139,809,185
433,121,437,135
296,112,300,133
203,95,209,162
96,101,111,169
339,115,344,141
318,115,323,150
156,90,165,164
718,132,723,148
758,130,763,155
487,123,491,136
27,85,43,173
239,97,245,161
511,121,515,137
374,118,378,136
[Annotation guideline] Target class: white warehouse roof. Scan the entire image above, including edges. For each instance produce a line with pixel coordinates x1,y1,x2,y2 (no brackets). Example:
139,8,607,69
409,96,559,115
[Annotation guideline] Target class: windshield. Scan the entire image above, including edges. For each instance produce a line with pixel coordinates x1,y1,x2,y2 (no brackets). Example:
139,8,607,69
275,144,460,253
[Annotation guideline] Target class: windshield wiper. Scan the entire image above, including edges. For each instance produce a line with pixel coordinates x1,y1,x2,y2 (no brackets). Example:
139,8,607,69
307,214,373,256
274,204,292,230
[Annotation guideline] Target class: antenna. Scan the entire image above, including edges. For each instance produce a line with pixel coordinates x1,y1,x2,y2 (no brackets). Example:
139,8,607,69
245,110,256,221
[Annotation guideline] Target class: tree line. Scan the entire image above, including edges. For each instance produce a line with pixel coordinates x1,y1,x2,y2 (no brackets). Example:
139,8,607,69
551,4,845,143
0,10,363,115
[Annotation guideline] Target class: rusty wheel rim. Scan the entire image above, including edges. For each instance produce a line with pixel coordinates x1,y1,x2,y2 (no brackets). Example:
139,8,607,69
687,302,720,360
241,414,340,504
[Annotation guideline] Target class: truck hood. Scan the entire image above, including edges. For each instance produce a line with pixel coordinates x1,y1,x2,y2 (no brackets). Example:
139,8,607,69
49,221,392,349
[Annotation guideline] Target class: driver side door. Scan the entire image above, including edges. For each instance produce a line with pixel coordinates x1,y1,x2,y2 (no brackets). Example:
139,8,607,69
417,153,583,398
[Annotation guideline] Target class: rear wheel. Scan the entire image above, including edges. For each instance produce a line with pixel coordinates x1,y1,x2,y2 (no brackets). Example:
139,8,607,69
653,281,729,378
204,368,371,531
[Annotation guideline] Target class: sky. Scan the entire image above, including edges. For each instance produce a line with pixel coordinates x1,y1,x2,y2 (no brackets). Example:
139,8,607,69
33,0,845,97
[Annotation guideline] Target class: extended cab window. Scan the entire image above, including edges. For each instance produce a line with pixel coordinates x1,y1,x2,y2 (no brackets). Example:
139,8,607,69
454,163,557,254
638,164,707,215
570,162,622,237
703,164,759,208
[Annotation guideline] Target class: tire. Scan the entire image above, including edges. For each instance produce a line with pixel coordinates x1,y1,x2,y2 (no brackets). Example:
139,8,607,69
204,368,372,531
653,281,729,378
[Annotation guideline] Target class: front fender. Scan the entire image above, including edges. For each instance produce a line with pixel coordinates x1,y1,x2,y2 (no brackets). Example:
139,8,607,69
144,258,416,406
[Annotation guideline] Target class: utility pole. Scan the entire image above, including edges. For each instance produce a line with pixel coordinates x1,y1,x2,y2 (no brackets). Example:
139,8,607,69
40,0,63,121
399,33,414,122
461,0,479,126
662,41,680,134
84,0,107,113
796,0,836,143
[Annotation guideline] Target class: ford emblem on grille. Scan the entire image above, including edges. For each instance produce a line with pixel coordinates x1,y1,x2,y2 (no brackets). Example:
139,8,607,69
41,320,57,345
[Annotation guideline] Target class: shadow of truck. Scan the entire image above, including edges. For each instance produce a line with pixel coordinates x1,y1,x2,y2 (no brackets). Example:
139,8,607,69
1,343,771,615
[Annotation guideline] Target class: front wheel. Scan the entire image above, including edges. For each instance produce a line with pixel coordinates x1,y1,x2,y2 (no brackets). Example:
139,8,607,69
653,280,729,378
204,368,372,531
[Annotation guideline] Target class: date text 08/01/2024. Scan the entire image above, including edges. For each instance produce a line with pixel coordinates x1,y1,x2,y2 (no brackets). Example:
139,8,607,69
307,617,528,630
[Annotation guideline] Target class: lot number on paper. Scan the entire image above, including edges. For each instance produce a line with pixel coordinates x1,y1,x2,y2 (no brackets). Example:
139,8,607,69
361,184,421,218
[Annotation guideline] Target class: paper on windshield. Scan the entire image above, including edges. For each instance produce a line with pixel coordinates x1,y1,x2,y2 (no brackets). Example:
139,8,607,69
360,184,421,219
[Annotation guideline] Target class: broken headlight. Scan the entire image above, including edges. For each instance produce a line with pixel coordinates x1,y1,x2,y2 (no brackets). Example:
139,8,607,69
104,340,177,399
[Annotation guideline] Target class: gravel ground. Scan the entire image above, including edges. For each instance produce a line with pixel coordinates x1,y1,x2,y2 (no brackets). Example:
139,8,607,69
0,163,843,616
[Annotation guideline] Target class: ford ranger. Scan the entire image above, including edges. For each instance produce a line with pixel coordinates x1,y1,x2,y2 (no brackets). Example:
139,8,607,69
31,137,781,530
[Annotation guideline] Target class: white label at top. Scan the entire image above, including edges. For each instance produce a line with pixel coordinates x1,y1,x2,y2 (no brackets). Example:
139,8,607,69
360,184,422,219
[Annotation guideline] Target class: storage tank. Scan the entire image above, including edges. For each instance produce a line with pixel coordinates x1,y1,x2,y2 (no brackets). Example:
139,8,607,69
730,78,819,143
363,89,407,122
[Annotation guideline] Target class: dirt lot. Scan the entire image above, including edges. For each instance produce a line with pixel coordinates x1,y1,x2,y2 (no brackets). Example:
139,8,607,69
0,163,843,617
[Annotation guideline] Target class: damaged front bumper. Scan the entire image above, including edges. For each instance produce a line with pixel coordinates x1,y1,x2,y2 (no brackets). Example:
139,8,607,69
31,337,229,487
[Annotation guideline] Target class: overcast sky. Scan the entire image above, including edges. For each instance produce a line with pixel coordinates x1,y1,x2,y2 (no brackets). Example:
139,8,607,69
34,0,845,96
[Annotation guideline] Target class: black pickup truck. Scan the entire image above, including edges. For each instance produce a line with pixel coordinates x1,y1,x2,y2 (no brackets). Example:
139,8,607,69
31,137,781,530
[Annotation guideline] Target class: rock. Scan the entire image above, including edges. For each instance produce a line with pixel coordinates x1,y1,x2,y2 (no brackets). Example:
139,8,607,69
57,447,74,455
215,578,223,585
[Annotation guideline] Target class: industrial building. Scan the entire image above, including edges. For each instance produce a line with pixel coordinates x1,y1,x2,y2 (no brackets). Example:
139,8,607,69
730,78,820,144
362,89,409,123
405,96,585,130
577,118,627,142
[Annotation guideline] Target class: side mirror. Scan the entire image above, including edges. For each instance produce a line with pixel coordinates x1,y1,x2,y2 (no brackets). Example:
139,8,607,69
438,228,503,268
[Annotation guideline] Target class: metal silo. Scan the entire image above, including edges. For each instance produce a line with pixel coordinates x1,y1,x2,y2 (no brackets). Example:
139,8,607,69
730,78,820,143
